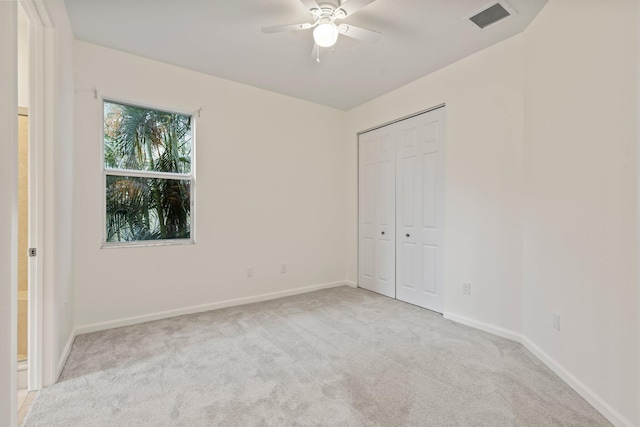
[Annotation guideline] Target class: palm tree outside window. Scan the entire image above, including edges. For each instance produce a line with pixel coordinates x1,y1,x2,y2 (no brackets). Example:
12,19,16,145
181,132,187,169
103,100,194,245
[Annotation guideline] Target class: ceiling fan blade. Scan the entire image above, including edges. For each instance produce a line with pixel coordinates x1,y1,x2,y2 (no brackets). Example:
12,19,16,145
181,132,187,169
261,22,314,33
336,0,376,17
311,43,320,63
299,0,320,13
338,24,380,42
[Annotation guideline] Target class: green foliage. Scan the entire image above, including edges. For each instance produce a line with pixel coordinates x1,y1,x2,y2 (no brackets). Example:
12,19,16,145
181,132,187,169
104,102,192,242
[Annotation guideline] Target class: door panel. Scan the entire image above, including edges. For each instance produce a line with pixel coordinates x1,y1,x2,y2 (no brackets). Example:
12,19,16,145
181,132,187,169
361,164,374,226
423,121,438,142
422,152,437,228
401,155,416,227
402,127,417,148
422,245,437,294
358,126,395,298
377,239,391,281
359,134,376,292
400,241,417,290
361,238,373,279
396,108,445,313
378,160,392,225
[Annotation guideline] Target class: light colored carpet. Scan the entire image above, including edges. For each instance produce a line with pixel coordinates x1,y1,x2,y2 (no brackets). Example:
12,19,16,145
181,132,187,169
24,286,610,426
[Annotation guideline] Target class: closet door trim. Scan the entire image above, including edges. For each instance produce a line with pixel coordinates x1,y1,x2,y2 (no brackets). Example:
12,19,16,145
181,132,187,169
356,103,446,137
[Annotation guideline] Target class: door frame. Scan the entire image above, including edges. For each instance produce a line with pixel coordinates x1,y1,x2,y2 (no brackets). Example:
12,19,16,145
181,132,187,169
19,0,57,391
356,104,446,137
1,2,19,424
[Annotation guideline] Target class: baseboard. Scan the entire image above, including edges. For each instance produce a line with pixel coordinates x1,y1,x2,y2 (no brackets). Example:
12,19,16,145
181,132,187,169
75,281,350,335
344,280,358,288
56,330,76,381
443,312,522,342
520,336,635,427
443,312,635,427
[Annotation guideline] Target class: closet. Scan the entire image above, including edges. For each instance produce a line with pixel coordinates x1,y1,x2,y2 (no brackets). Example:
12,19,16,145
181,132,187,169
358,106,445,313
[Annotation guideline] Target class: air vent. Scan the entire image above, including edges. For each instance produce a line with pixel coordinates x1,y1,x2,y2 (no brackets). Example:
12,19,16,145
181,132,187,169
469,2,513,29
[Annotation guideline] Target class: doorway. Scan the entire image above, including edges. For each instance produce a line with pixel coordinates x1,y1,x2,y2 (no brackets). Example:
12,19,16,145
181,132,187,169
1,1,51,423
358,106,446,313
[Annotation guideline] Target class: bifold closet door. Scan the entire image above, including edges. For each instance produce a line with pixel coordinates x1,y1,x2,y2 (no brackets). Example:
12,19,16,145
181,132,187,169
395,107,445,313
358,126,396,298
358,106,445,312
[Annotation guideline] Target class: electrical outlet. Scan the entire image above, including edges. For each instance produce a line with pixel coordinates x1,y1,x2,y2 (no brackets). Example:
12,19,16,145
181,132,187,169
552,313,560,331
247,268,253,278
462,282,471,295
281,264,287,274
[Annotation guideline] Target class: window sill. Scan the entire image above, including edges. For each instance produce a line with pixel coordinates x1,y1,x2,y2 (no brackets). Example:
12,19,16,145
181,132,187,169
101,239,195,249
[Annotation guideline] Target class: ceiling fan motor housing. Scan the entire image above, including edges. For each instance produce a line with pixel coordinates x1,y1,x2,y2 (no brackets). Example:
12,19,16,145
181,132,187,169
312,2,346,21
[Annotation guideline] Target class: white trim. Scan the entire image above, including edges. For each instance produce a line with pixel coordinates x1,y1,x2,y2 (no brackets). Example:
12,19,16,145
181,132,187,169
21,0,70,389
103,96,197,118
19,0,61,390
0,3,19,425
637,1,640,422
521,337,635,427
19,0,49,392
101,238,195,250
39,14,57,388
76,281,350,335
357,104,446,136
101,98,196,247
105,169,192,181
443,312,522,342
343,280,358,288
443,313,635,427
56,330,75,381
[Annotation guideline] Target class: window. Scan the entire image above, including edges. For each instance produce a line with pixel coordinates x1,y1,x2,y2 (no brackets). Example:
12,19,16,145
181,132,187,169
103,100,194,246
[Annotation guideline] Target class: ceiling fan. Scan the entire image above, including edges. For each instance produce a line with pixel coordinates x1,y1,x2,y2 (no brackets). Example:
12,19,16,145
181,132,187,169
261,0,381,62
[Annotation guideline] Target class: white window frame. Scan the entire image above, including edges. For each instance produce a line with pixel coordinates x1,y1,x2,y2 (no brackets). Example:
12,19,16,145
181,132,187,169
101,97,196,248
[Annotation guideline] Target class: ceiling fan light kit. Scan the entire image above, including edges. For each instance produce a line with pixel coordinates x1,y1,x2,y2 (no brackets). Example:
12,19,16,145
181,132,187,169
262,0,380,62
313,21,339,47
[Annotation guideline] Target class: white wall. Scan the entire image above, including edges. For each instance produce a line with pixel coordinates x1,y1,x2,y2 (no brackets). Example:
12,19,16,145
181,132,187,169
345,35,526,335
0,3,19,425
73,41,348,329
638,0,640,419
522,1,638,425
345,1,639,425
18,6,28,109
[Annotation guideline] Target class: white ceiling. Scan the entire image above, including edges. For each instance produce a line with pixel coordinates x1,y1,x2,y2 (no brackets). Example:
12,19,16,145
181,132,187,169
63,0,547,111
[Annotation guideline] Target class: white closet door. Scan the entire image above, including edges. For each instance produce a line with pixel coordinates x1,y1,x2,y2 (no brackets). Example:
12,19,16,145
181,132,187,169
358,126,396,298
396,107,445,312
